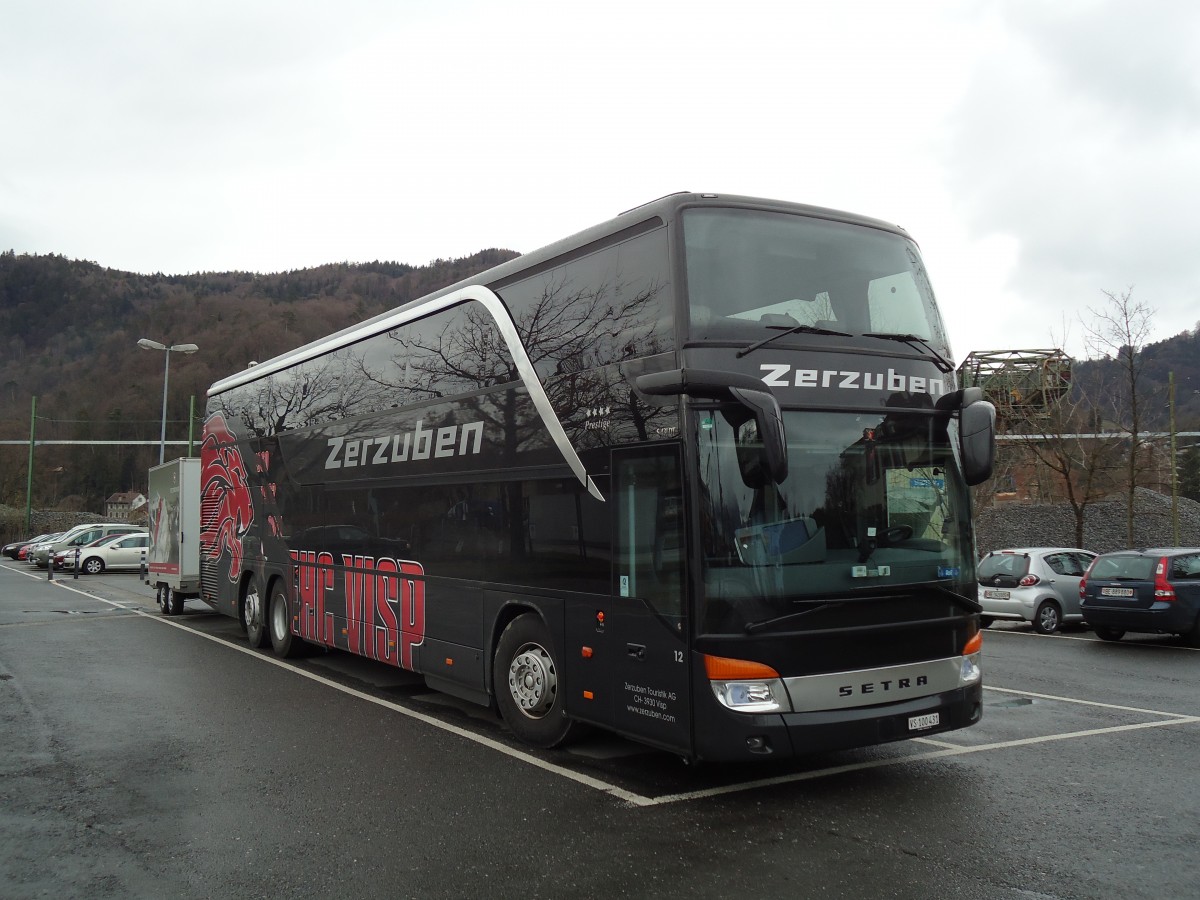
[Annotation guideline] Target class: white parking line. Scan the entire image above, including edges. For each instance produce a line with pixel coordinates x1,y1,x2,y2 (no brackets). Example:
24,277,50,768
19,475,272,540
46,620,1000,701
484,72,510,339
983,684,1194,719
645,714,1200,806
34,576,652,805
20,571,1200,807
911,736,964,749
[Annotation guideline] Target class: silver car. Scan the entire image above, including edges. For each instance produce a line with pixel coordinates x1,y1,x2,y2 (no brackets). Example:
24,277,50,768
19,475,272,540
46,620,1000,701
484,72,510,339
69,531,150,575
977,547,1098,634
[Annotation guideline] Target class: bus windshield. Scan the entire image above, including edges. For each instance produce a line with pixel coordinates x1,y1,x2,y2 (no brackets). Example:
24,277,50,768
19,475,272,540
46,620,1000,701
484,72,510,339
683,207,951,351
696,408,975,634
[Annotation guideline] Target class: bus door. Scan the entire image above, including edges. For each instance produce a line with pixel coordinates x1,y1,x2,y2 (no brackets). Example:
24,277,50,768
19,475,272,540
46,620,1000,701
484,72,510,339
610,447,691,754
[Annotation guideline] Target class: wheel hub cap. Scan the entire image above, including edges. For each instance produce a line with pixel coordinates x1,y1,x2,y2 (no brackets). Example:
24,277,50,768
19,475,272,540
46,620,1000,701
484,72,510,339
508,643,557,719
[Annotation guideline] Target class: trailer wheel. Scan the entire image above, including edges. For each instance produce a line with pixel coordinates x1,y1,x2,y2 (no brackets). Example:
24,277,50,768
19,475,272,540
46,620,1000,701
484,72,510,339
155,584,168,615
493,614,574,749
168,588,184,616
242,582,269,648
269,582,303,659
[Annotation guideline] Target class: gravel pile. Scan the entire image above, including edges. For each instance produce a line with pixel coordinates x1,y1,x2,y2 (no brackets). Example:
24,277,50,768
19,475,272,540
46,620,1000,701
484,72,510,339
977,488,1200,555
0,506,106,543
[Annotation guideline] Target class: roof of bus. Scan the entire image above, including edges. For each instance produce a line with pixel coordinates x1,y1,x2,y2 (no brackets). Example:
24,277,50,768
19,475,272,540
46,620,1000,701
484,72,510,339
208,193,911,397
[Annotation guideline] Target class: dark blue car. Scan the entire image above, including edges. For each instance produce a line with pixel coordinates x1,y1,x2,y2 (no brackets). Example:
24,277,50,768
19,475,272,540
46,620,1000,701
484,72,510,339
1079,548,1200,644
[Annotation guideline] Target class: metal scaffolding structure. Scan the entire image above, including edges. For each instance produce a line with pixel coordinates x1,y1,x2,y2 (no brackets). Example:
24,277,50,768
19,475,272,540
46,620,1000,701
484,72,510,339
957,349,1072,419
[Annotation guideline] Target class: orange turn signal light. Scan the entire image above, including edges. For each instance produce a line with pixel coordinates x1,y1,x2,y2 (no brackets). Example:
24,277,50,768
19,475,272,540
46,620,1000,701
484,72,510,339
703,653,780,681
963,632,983,655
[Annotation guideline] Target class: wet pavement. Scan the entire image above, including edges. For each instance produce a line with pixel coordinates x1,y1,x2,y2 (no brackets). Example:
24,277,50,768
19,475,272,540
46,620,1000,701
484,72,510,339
2,560,1199,899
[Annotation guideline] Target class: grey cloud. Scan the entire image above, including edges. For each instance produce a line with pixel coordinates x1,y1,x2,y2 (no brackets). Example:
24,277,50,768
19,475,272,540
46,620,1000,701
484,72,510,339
946,0,1200,346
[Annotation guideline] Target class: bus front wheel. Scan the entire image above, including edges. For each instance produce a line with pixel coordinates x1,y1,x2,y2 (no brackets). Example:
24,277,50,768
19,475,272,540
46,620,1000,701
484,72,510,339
494,614,574,749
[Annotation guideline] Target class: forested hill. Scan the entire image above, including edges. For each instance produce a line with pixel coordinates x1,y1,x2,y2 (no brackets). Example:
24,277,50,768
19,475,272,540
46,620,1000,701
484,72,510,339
0,248,519,411
0,248,517,506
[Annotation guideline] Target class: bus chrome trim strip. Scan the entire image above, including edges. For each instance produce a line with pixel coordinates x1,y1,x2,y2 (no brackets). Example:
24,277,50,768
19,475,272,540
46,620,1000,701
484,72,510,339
782,656,963,712
209,285,604,502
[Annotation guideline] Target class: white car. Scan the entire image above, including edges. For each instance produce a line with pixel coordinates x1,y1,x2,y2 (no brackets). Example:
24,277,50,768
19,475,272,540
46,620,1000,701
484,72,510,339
34,522,147,568
977,547,1097,634
66,531,151,575
52,532,127,570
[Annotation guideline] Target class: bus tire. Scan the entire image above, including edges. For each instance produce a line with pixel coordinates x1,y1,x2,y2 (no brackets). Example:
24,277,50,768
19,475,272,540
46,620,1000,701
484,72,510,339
494,614,574,749
269,582,303,659
242,581,269,649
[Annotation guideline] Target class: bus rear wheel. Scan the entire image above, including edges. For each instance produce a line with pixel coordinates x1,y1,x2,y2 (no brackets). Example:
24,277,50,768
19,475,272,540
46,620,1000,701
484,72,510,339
269,582,303,659
242,582,269,648
494,614,574,749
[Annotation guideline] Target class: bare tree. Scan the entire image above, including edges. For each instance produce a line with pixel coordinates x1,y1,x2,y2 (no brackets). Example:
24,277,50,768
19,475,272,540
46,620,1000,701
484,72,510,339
1082,288,1155,546
1003,389,1123,548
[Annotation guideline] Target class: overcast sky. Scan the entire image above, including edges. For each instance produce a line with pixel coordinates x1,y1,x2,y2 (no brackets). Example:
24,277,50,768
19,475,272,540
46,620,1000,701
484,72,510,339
3,0,1198,361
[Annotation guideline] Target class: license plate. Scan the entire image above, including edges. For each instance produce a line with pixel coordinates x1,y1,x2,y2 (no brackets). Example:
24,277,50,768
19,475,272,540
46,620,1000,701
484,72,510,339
908,712,940,731
1101,587,1135,597
984,589,1010,599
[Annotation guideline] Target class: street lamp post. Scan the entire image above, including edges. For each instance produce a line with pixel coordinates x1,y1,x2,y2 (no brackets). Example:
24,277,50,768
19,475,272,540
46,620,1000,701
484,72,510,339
138,338,199,464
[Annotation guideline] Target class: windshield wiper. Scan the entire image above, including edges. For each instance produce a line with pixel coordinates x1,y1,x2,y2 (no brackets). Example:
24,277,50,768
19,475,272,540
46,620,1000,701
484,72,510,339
920,583,982,614
743,584,980,634
862,332,954,373
744,601,842,634
736,323,853,358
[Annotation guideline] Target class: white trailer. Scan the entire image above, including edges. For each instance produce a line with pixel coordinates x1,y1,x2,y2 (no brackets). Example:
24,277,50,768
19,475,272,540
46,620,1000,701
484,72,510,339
146,458,201,616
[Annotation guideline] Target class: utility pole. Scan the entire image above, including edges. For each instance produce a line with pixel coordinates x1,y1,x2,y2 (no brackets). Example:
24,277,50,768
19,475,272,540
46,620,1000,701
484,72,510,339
1169,372,1179,544
24,396,36,532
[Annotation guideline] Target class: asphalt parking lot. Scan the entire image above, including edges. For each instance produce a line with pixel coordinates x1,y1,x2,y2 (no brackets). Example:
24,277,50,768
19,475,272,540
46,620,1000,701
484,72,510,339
3,560,1199,898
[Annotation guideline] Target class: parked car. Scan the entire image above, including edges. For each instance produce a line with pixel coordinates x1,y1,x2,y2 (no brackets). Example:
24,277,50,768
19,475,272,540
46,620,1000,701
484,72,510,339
1079,548,1200,644
60,531,151,575
23,534,63,563
53,532,143,571
3,533,57,560
977,547,1098,634
30,523,147,568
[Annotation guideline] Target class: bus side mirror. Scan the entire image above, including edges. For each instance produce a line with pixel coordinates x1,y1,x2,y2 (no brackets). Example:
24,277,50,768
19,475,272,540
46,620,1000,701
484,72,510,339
960,398,996,486
729,387,789,485
634,368,789,485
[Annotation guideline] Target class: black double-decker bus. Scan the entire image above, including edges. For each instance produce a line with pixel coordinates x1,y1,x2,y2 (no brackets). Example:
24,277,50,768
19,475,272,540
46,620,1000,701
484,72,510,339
200,193,995,761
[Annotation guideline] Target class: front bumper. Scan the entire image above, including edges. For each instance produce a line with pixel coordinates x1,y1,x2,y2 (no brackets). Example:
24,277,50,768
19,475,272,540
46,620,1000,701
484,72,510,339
692,682,984,761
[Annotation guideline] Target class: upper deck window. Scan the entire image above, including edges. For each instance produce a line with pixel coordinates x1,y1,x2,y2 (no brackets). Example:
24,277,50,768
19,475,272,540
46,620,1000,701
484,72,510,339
682,208,951,354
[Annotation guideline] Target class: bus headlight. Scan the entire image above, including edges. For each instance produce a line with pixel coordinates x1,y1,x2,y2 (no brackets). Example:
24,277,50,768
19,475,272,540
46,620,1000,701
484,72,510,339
703,654,792,713
711,679,790,713
959,653,981,686
959,631,982,686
